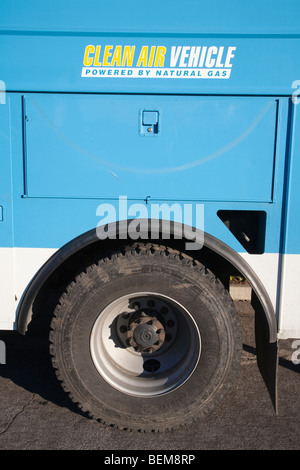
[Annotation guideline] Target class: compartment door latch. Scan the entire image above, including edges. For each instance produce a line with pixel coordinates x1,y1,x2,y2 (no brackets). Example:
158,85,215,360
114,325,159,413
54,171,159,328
140,110,159,136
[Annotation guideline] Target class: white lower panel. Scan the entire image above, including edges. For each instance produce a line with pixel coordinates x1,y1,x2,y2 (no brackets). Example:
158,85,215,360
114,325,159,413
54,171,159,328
0,247,57,329
239,252,280,313
277,254,300,339
0,248,15,328
240,252,300,339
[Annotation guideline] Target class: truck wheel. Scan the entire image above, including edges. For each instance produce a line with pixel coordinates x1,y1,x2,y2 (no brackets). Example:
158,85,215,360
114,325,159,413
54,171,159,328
50,244,242,432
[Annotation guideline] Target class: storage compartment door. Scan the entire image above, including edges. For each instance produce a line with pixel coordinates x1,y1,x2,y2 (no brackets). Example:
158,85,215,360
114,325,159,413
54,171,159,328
24,94,278,202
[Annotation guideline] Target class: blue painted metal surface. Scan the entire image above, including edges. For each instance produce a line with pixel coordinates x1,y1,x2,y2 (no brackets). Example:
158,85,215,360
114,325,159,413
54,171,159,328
0,96,13,247
1,1,299,95
281,102,300,256
0,0,299,259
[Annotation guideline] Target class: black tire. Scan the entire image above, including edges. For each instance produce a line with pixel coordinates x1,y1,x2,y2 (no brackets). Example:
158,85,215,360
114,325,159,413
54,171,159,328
50,244,242,432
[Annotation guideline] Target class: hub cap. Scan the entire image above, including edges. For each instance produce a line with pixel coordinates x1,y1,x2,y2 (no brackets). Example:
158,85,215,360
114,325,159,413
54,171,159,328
125,308,166,353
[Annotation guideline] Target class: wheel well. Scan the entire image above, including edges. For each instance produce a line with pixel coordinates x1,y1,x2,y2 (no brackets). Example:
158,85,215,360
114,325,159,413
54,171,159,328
17,223,277,345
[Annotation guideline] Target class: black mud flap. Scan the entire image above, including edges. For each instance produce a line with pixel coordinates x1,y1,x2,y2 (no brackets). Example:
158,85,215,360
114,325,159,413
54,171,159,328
252,291,278,414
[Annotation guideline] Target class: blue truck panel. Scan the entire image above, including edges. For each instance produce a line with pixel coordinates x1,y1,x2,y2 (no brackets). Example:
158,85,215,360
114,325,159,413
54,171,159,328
1,0,300,95
2,92,287,257
0,96,13,247
282,103,300,255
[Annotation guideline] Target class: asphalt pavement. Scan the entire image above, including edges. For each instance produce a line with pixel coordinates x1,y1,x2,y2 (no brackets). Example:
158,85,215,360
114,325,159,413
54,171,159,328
0,300,299,451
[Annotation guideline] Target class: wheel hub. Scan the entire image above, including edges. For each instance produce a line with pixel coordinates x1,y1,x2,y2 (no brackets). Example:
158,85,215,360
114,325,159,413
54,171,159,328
90,292,201,397
127,309,165,353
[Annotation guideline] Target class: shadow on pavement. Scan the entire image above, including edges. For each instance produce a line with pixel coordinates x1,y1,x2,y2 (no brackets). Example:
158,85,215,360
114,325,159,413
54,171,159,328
0,330,90,419
0,316,299,421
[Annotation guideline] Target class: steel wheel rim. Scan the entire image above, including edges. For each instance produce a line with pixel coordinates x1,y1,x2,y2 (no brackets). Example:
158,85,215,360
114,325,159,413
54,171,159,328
90,292,201,397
